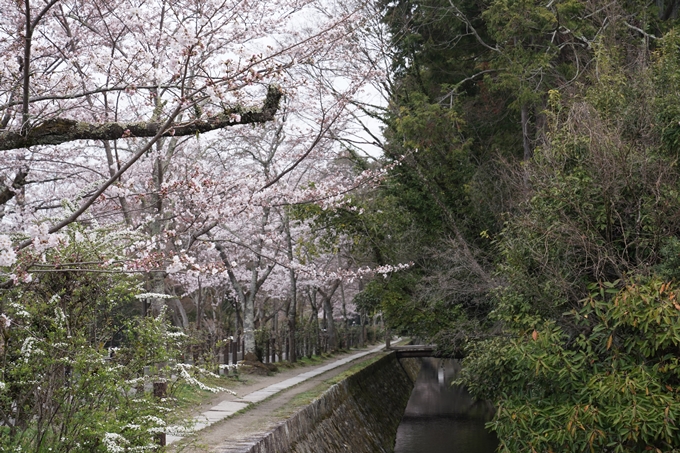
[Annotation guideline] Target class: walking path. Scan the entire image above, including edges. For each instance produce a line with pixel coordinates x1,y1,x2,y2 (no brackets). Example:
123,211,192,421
167,341,396,447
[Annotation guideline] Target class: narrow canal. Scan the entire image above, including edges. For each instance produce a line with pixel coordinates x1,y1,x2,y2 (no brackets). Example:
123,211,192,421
393,358,499,453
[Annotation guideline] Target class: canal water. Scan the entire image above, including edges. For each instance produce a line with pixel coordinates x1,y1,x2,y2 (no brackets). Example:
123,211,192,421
393,358,499,453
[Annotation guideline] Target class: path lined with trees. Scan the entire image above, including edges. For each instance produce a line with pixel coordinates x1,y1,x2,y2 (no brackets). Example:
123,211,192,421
0,0,399,451
167,342,390,451
4,0,680,451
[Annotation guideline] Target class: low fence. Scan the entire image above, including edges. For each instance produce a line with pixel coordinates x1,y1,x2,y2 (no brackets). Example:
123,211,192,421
142,326,387,447
180,325,387,373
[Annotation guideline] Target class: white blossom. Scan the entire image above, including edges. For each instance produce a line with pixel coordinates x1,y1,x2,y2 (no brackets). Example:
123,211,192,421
102,433,128,453
0,235,16,267
20,337,44,363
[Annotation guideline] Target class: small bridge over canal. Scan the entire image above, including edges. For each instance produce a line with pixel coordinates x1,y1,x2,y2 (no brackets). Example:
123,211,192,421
387,344,464,359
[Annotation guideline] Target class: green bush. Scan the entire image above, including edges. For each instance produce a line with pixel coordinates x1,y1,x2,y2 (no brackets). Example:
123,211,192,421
0,229,188,452
461,279,680,452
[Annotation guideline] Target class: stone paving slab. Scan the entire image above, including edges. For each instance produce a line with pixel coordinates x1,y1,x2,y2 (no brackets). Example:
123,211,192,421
166,434,184,445
202,412,230,423
210,401,249,413
167,342,391,445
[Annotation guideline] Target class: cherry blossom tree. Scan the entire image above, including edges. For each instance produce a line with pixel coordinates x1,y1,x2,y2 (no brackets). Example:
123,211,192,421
0,0,410,450
0,0,371,253
0,0,404,365
161,104,386,357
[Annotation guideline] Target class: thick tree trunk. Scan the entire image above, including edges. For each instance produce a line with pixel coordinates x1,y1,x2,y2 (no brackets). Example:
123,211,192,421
318,280,340,351
195,281,203,330
282,212,298,362
323,296,336,350
103,140,132,225
212,209,275,359
287,272,297,363
147,132,168,317
235,297,242,335
243,293,256,355
308,293,320,356
172,298,189,329
150,271,166,316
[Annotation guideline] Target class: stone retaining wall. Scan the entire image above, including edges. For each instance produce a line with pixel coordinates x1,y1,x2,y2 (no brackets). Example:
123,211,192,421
243,352,421,453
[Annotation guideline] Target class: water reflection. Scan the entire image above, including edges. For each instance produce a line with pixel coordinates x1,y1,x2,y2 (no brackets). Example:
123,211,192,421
393,358,498,453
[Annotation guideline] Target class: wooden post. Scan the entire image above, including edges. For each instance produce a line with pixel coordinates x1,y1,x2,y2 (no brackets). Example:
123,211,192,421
192,343,199,364
153,382,167,446
265,334,270,363
153,382,167,398
231,339,237,365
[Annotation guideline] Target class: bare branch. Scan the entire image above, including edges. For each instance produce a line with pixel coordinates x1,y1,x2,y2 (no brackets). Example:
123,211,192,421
259,107,339,191
0,85,167,112
447,0,500,53
624,21,658,40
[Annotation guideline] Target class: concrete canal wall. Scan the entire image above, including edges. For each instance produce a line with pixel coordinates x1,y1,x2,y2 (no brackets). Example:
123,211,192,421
243,352,421,453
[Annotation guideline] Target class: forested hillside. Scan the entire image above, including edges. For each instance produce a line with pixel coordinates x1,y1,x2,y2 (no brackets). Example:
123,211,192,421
369,0,680,450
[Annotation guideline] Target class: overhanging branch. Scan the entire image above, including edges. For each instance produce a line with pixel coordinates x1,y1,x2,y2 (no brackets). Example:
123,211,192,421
0,169,29,205
0,85,283,151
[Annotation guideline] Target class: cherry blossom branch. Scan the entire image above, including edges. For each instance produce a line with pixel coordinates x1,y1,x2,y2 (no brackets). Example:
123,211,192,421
0,86,283,151
22,0,62,132
0,169,29,206
187,220,218,250
0,85,175,112
13,87,281,250
260,108,340,191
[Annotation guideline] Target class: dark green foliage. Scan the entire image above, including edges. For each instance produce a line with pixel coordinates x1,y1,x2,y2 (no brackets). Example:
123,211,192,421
384,93,480,238
457,29,680,451
374,0,680,449
461,279,680,452
654,30,680,154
